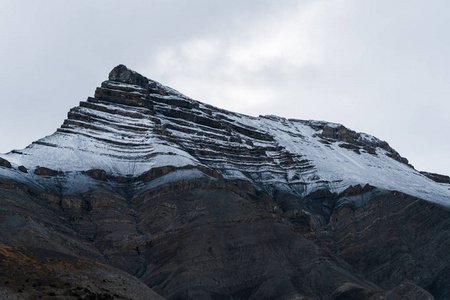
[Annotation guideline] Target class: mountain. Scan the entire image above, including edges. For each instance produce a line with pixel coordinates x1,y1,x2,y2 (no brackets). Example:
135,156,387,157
0,65,449,299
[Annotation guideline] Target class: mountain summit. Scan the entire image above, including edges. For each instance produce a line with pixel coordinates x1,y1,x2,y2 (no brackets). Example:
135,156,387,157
0,65,449,299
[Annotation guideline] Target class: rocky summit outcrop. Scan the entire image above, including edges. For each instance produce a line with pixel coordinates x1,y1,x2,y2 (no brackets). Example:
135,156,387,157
0,65,449,299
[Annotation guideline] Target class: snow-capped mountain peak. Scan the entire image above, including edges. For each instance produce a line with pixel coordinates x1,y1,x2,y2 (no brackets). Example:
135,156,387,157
0,65,449,206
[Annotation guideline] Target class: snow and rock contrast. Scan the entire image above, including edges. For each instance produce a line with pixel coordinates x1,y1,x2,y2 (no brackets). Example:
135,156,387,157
0,65,449,299
1,64,449,206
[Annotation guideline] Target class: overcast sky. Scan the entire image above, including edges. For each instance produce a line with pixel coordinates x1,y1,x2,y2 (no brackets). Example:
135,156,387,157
1,0,449,175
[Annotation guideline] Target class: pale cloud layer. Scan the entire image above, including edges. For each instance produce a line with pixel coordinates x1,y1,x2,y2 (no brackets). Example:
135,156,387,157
0,0,449,175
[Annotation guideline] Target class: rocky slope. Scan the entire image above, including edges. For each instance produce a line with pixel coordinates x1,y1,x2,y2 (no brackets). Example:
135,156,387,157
0,65,449,299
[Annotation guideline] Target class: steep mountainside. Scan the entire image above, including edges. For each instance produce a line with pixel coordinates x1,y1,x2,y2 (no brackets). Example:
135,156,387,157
0,65,449,299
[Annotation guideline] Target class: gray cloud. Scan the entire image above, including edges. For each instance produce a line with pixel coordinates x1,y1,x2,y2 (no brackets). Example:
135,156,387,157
1,0,449,175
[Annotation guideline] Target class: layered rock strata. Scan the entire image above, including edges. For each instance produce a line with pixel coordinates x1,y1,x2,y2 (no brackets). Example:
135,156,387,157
0,65,449,299
1,65,448,204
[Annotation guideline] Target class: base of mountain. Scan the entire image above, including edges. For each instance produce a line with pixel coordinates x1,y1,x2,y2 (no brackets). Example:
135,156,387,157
0,172,448,300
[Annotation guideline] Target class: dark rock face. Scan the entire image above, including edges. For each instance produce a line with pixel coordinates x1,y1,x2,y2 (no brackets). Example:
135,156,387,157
34,166,62,176
0,245,164,300
0,157,12,168
109,64,149,88
323,191,450,299
0,174,448,299
421,171,450,184
18,165,27,173
85,168,108,181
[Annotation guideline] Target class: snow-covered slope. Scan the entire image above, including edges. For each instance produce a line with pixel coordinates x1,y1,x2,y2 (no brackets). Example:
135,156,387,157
1,65,449,206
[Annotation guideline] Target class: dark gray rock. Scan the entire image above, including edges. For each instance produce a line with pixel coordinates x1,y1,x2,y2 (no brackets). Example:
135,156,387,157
0,157,12,168
34,166,62,176
109,64,149,88
0,173,448,299
420,171,450,184
323,191,450,299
